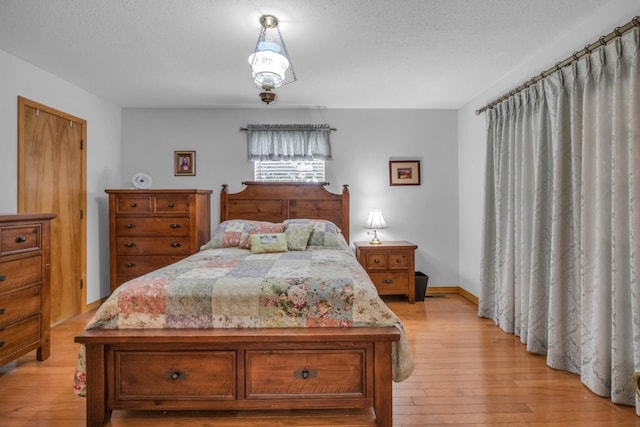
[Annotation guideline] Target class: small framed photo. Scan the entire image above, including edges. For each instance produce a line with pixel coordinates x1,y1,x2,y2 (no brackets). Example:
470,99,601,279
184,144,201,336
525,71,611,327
174,151,195,176
389,160,420,186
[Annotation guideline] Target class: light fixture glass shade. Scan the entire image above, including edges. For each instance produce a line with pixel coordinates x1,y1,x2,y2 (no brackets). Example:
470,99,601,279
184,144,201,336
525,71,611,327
248,49,289,88
364,210,388,230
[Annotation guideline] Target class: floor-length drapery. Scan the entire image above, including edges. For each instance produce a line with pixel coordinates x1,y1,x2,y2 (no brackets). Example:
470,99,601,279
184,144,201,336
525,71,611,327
480,27,640,414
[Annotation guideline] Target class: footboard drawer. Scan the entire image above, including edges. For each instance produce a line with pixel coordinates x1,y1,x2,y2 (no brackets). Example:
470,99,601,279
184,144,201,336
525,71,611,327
114,351,236,400
246,349,366,398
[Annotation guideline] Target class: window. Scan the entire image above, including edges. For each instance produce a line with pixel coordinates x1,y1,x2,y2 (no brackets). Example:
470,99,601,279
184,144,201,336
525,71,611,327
254,160,325,182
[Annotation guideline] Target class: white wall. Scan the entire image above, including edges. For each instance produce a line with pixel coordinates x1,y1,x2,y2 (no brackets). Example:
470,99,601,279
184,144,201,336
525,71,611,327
122,108,459,288
0,49,122,303
457,0,640,297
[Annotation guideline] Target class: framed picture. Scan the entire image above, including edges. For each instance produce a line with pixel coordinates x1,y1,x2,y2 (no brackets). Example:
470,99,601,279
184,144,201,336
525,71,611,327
174,151,195,176
389,160,420,185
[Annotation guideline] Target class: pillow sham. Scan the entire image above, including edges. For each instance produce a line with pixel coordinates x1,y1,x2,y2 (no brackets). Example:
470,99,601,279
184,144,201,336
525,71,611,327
282,219,347,249
200,219,249,250
250,233,288,253
238,221,286,249
284,222,315,250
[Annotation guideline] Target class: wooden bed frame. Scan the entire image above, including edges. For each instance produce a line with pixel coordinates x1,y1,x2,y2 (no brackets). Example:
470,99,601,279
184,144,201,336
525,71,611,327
76,182,399,427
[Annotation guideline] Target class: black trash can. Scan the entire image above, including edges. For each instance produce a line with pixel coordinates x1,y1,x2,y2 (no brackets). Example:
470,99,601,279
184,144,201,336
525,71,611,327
415,271,429,301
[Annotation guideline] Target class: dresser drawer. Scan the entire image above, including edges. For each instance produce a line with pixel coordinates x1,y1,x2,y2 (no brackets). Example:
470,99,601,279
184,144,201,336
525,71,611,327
0,224,41,255
246,349,366,398
114,350,236,399
115,218,189,236
0,256,41,293
369,272,409,294
0,314,41,360
116,255,185,277
116,196,152,213
116,236,191,255
0,285,41,327
153,196,190,213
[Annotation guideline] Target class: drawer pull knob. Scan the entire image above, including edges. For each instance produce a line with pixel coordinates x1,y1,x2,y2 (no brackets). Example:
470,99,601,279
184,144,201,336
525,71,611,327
169,224,181,229
293,369,317,380
125,242,135,248
374,258,380,264
168,202,175,208
170,242,182,248
125,262,136,268
383,279,393,284
15,236,27,243
396,258,403,263
130,203,137,208
0,275,5,282
125,224,135,229
165,370,188,381
0,307,5,315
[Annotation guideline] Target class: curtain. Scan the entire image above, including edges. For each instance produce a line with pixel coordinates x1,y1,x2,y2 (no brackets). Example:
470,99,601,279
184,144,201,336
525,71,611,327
480,27,640,414
246,124,332,161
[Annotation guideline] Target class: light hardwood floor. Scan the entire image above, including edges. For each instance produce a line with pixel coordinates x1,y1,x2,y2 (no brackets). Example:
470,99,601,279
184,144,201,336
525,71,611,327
1,294,638,426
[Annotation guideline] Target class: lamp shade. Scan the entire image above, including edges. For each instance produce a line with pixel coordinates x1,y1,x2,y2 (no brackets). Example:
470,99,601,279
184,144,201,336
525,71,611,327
364,210,388,230
248,48,290,89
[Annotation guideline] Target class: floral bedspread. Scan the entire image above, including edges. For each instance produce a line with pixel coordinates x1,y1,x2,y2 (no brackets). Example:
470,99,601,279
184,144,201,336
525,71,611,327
74,246,414,396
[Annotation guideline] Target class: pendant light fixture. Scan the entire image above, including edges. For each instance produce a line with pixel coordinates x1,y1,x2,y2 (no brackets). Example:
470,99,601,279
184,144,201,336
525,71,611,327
248,15,297,104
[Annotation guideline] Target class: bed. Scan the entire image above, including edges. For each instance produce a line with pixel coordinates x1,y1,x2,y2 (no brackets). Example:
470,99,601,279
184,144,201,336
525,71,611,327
74,182,414,427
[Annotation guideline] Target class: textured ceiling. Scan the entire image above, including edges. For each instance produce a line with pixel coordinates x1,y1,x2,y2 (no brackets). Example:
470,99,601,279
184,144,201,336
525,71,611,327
0,0,624,109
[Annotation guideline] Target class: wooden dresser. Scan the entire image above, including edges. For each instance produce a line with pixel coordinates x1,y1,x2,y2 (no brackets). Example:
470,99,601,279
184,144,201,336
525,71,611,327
106,189,212,292
0,213,56,365
354,240,418,303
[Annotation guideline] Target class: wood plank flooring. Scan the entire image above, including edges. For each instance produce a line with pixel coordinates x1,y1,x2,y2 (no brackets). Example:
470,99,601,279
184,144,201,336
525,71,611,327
0,294,638,426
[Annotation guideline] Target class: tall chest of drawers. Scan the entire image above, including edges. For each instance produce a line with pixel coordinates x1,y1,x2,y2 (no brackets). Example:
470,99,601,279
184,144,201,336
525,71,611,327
106,189,212,293
0,213,56,365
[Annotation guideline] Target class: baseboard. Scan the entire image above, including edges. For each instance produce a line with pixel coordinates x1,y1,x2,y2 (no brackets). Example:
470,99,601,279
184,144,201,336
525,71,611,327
85,298,106,312
427,286,478,305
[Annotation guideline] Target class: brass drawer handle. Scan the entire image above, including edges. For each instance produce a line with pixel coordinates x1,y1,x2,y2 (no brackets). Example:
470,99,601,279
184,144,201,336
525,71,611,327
170,242,182,248
293,369,317,380
125,224,135,229
168,202,175,208
383,279,393,284
130,203,137,208
396,258,403,263
169,224,181,229
125,262,136,268
15,236,27,243
125,242,135,248
373,258,380,264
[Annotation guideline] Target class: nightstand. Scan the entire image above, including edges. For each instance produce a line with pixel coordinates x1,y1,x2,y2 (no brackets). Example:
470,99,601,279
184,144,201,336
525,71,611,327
354,241,418,303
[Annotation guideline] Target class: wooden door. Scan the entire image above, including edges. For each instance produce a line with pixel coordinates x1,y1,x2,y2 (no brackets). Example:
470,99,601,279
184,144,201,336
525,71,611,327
17,97,86,324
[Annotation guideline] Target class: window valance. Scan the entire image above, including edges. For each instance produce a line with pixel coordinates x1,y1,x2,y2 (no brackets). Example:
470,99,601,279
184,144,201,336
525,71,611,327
246,124,333,161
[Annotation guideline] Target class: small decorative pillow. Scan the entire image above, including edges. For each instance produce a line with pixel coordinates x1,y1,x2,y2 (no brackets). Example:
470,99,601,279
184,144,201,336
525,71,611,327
250,233,288,254
200,220,249,250
238,221,286,249
284,222,315,250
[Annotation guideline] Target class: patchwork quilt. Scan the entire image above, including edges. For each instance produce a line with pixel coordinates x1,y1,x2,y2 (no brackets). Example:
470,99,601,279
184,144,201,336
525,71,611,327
74,246,414,396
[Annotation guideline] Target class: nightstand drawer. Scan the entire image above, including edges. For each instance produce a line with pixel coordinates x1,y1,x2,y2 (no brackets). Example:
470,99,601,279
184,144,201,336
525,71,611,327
369,272,409,294
365,252,388,270
388,251,410,269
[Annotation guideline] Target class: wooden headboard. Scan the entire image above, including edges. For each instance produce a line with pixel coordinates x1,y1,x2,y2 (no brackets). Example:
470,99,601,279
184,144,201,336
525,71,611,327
220,181,350,243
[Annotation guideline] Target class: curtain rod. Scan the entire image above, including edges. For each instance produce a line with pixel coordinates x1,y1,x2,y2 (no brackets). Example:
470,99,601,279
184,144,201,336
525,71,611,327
476,16,640,115
240,126,337,131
